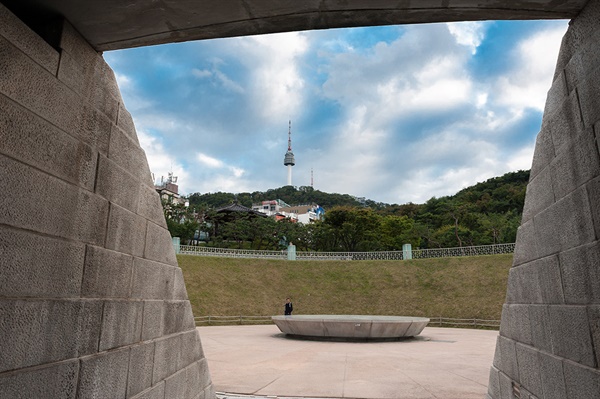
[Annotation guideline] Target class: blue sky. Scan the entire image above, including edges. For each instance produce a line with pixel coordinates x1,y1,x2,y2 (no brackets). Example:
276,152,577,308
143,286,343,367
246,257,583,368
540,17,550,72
104,20,568,205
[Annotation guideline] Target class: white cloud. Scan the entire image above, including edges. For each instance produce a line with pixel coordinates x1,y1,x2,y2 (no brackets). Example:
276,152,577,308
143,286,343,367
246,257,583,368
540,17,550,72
494,23,567,112
197,153,224,168
137,130,190,189
447,22,486,54
192,68,212,78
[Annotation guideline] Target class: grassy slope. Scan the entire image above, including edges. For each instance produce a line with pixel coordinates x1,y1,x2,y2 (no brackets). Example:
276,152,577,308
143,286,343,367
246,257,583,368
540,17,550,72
179,254,512,320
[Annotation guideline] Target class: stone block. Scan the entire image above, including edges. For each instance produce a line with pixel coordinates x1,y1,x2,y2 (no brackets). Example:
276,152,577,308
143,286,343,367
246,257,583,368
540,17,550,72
497,336,519,382
563,360,600,399
506,256,564,305
163,300,196,336
512,220,538,267
551,127,600,200
153,334,181,384
548,305,595,367
108,125,153,185
131,258,176,300
56,46,118,122
145,221,178,266
173,267,189,300
533,186,595,258
82,245,134,299
515,343,542,398
578,69,600,129
539,351,567,399
0,3,59,74
0,299,102,373
137,184,168,228
552,28,573,84
0,226,85,298
487,366,500,399
96,155,141,212
0,359,79,399
142,300,164,340
180,330,204,369
105,203,146,257
0,93,97,190
543,70,568,118
529,126,554,183
96,155,140,213
131,382,165,399
529,305,553,353
165,368,188,399
521,167,554,224
99,300,143,351
507,304,532,346
560,241,600,304
0,36,111,153
0,154,108,246
203,381,215,399
186,360,205,399
492,336,501,369
499,305,511,339
77,348,129,399
497,371,514,399
540,89,584,155
564,33,600,95
117,103,140,144
127,341,155,397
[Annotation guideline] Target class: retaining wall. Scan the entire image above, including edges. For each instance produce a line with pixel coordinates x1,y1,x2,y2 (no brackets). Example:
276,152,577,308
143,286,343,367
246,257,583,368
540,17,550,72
0,4,213,398
488,0,600,397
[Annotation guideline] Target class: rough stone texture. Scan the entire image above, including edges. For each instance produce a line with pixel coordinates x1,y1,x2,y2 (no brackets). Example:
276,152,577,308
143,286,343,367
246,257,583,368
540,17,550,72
163,300,196,336
131,382,165,399
515,344,543,398
105,203,147,257
0,360,79,399
560,241,600,304
144,221,179,265
153,335,181,384
127,342,155,397
165,368,188,398
99,300,143,351
0,5,212,398
539,352,567,399
81,245,134,299
131,258,176,300
0,226,85,298
96,154,142,213
142,300,164,341
563,361,600,399
77,348,129,399
505,256,564,305
0,299,103,373
547,305,595,368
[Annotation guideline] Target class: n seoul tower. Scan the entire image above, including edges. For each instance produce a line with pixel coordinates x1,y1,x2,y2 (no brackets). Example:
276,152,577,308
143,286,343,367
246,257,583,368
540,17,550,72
283,120,296,186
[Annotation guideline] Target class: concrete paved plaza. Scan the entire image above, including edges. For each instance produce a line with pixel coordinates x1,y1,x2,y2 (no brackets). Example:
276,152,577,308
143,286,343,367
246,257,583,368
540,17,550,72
198,324,498,399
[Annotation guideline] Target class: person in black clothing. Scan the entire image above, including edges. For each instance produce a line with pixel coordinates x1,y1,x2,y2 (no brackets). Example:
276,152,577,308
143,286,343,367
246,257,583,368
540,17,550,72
284,298,293,315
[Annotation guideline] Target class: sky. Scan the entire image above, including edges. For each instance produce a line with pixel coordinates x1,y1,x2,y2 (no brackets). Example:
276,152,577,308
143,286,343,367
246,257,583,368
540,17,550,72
104,19,568,205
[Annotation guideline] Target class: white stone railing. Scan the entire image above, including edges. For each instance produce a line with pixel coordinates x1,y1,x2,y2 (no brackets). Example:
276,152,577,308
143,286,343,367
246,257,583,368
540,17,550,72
178,243,515,261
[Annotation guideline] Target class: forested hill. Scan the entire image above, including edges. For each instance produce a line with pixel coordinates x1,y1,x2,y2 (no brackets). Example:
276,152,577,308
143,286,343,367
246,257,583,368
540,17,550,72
188,185,364,209
187,170,530,215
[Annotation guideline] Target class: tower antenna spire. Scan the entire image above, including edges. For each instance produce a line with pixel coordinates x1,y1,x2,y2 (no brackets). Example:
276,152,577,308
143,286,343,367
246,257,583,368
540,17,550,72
288,120,292,151
283,120,296,186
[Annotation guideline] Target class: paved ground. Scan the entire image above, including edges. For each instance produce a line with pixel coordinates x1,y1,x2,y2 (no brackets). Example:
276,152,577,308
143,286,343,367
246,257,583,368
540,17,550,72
198,324,498,399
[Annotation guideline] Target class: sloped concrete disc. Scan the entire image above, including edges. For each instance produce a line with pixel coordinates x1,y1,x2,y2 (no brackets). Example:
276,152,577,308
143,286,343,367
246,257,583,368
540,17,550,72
272,315,430,339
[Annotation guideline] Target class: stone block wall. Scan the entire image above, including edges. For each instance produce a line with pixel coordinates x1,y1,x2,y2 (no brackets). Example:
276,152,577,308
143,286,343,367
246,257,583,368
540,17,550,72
0,4,214,398
489,0,600,397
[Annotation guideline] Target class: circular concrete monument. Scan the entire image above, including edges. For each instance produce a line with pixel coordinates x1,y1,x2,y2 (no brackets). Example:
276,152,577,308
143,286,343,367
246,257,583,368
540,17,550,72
272,315,430,339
